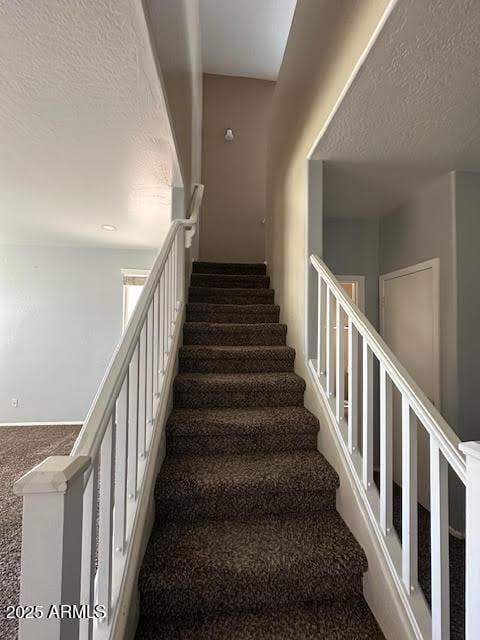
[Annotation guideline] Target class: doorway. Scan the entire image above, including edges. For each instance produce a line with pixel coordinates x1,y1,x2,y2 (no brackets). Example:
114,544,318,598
122,268,150,331
379,258,440,510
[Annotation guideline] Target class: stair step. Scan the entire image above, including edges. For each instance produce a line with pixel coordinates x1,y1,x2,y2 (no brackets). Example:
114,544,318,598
189,287,274,305
136,597,384,639
166,406,319,455
156,451,338,521
179,345,295,373
173,373,305,408
186,303,280,323
138,513,368,620
183,322,287,346
191,273,270,289
192,261,266,275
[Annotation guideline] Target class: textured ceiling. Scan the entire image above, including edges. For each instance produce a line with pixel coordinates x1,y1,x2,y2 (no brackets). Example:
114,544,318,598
200,0,296,80
311,0,480,218
0,0,178,248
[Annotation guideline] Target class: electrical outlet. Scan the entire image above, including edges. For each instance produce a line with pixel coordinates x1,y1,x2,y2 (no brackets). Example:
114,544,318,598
11,398,18,408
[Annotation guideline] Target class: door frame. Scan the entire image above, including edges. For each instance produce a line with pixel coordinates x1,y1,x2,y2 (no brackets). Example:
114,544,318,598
379,258,441,408
336,274,366,313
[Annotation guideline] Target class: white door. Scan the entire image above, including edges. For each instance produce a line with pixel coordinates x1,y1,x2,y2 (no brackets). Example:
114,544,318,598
380,259,440,511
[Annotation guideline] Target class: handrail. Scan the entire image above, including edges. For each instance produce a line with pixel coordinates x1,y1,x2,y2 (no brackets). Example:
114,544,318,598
71,184,203,460
310,254,466,483
72,221,182,459
14,183,204,640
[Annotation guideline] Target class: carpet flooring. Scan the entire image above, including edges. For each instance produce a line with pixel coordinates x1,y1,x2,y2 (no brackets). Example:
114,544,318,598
0,424,80,640
136,262,384,639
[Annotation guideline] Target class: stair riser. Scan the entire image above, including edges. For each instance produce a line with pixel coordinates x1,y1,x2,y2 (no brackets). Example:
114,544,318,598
191,274,270,289
174,390,304,409
156,490,335,523
192,262,266,275
140,573,364,621
183,327,287,346
189,288,274,305
186,309,280,323
167,433,318,456
179,357,295,374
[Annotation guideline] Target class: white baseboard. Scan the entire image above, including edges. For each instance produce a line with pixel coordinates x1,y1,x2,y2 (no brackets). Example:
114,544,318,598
0,421,83,427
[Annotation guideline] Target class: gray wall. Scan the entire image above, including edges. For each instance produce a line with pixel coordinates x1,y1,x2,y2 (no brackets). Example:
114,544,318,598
0,245,155,423
379,172,458,430
323,216,380,327
455,172,480,441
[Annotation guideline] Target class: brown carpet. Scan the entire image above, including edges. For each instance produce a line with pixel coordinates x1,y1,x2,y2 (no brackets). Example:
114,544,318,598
0,424,80,640
136,262,384,639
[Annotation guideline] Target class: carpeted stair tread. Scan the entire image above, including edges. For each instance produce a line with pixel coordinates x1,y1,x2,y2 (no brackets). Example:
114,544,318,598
136,597,384,639
186,303,280,323
179,345,295,373
167,406,319,437
183,322,287,345
136,260,379,637
156,450,338,520
188,286,274,304
191,273,270,289
174,372,306,408
138,512,368,620
166,406,319,455
193,261,266,275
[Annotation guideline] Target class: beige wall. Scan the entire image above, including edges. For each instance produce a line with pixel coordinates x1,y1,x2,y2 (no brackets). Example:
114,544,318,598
201,74,275,262
266,0,390,374
265,5,420,634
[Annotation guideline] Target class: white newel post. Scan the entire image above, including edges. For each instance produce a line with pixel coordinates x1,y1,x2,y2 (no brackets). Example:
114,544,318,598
459,441,480,640
13,455,90,640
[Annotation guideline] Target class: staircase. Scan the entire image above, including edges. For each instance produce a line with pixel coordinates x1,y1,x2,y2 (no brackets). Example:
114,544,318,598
136,261,384,639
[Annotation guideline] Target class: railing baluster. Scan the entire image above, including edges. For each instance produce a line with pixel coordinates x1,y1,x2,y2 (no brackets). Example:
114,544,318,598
114,376,128,556
347,318,358,453
459,442,480,640
362,341,373,488
146,303,153,443
326,287,334,397
336,300,345,422
153,285,159,401
316,276,324,376
174,232,178,309
127,344,139,500
98,414,116,623
159,273,165,378
402,398,418,594
178,226,185,307
138,325,147,459
170,250,175,335
166,254,171,351
380,363,393,535
430,438,450,639
80,458,98,640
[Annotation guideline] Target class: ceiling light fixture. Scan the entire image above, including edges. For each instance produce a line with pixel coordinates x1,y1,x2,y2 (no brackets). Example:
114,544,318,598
102,224,117,231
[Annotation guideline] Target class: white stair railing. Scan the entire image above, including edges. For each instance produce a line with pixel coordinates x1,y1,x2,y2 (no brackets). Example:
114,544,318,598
13,185,204,640
309,254,478,640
